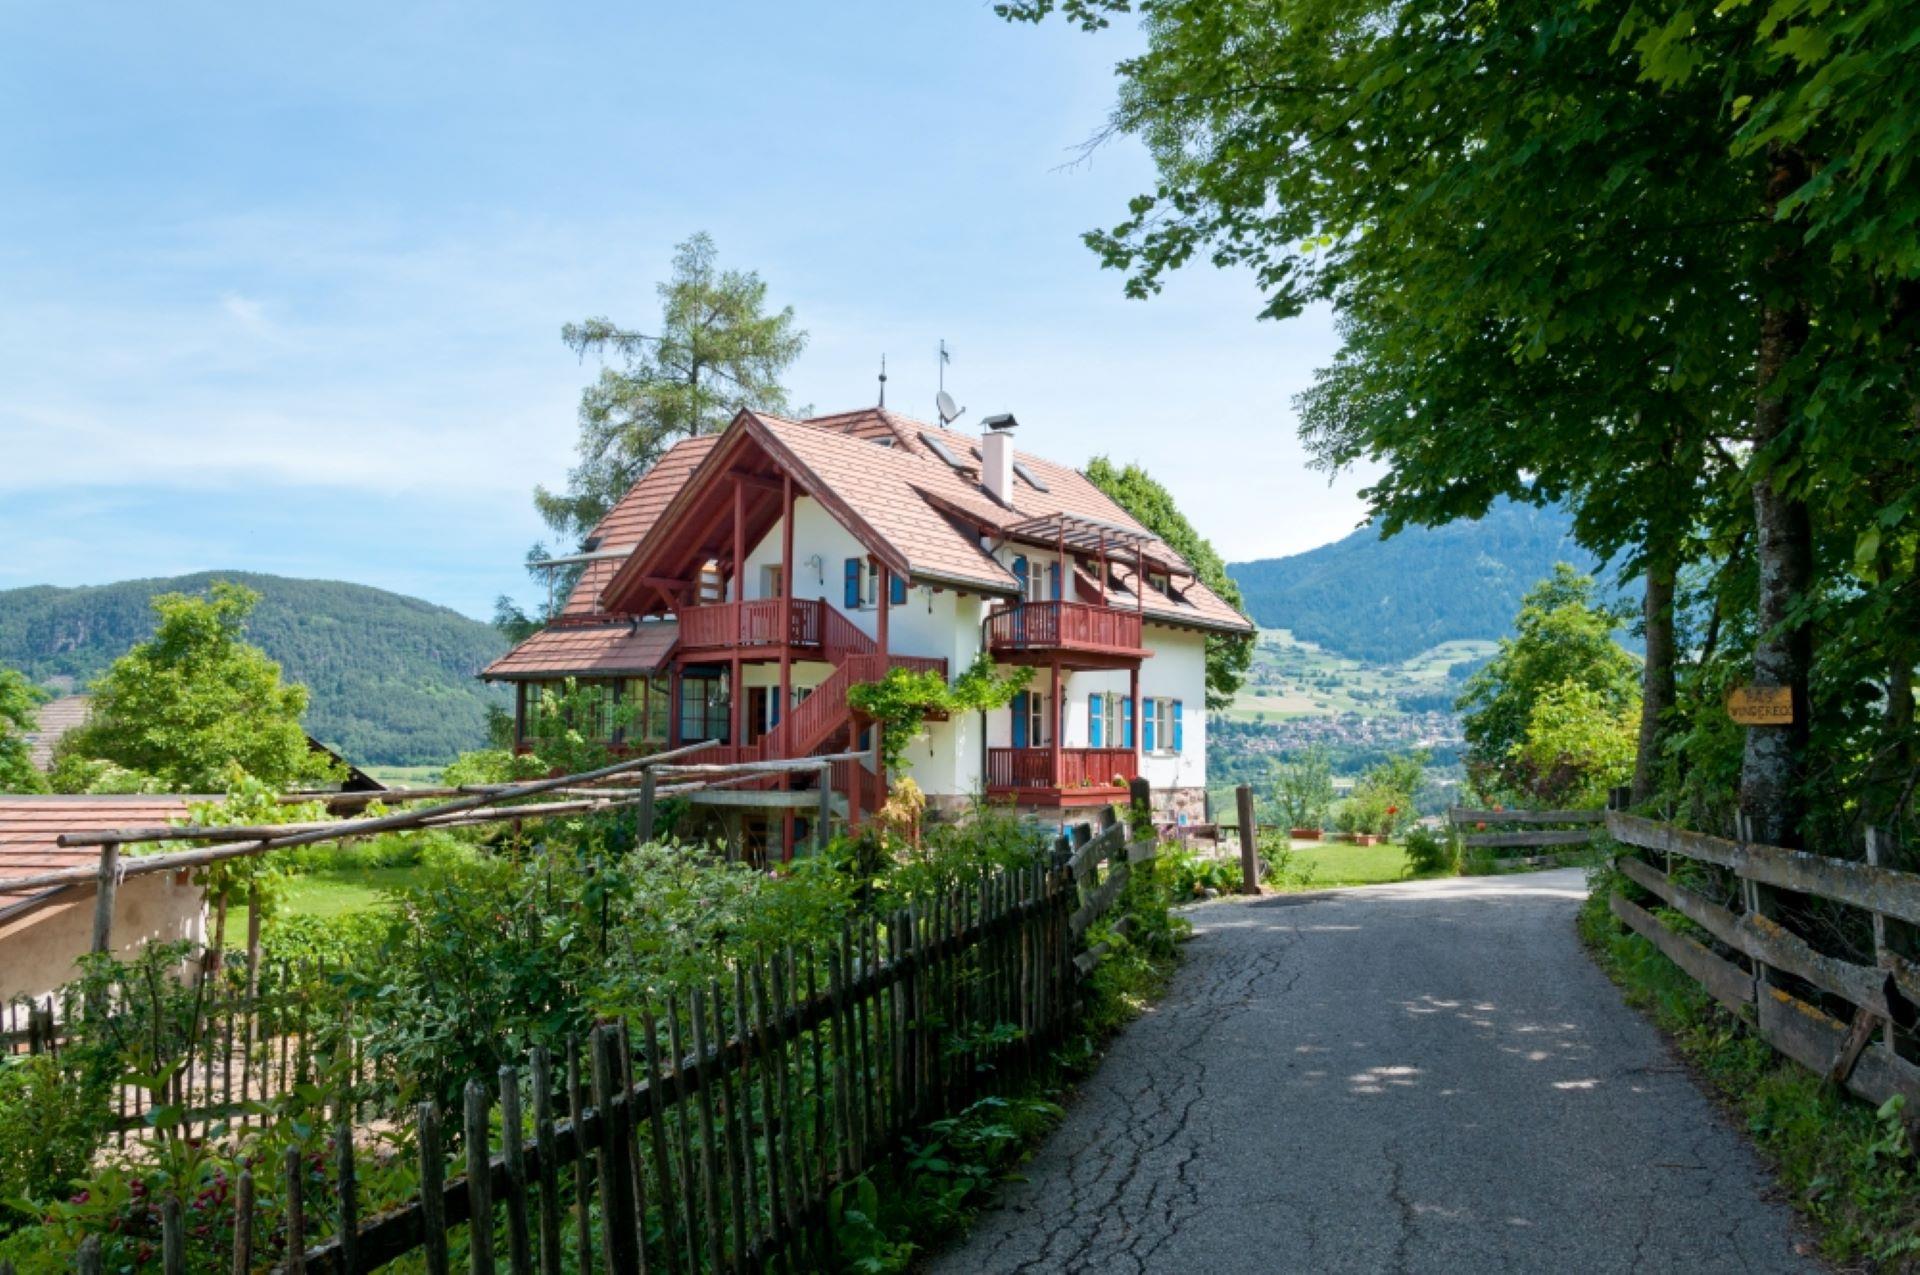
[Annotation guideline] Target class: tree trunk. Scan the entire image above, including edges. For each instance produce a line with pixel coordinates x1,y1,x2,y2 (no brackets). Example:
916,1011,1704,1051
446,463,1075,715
1632,551,1677,806
1739,145,1814,847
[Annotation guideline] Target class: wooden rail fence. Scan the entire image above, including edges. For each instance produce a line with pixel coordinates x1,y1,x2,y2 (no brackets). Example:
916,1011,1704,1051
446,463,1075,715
1448,806,1606,867
1607,811,1920,1117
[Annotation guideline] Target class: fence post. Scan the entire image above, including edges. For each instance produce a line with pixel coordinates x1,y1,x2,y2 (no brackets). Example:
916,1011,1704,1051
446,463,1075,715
89,842,120,955
1735,813,1778,992
418,1103,450,1275
1235,785,1260,895
283,1146,306,1275
1127,776,1152,839
464,1080,497,1275
637,769,658,844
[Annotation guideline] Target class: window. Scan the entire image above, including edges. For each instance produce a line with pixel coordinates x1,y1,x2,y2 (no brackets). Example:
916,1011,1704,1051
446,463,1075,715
1024,558,1052,603
843,558,884,609
1088,692,1125,748
1143,697,1183,754
762,564,784,600
680,672,730,745
640,675,671,743
1011,691,1050,748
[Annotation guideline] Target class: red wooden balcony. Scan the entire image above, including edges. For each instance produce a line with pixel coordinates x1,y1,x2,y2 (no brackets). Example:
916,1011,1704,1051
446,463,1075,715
986,747,1138,806
984,602,1148,666
678,598,825,655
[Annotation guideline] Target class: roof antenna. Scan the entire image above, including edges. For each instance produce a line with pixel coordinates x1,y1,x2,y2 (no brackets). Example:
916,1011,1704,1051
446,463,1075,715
877,354,887,407
935,340,965,425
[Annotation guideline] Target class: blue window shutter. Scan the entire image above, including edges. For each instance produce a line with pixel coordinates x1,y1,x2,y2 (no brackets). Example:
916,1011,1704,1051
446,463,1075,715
1172,700,1185,752
844,558,861,608
1088,693,1103,747
1012,555,1028,592
1121,696,1134,749
1143,701,1156,753
1049,562,1061,600
890,573,906,606
1012,691,1028,749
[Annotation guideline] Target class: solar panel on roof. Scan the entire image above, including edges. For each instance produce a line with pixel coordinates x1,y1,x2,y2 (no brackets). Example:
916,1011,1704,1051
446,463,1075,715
919,431,968,470
1012,461,1050,492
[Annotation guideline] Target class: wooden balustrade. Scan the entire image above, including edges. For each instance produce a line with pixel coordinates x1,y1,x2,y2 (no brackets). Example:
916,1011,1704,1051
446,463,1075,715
987,747,1138,794
678,598,825,652
985,601,1144,656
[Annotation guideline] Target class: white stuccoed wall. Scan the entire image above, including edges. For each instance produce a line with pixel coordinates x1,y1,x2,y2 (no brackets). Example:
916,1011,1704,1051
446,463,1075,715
736,496,991,797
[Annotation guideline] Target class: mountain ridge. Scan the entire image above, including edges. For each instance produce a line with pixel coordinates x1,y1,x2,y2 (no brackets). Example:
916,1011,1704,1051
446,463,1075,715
1226,502,1606,663
0,572,508,767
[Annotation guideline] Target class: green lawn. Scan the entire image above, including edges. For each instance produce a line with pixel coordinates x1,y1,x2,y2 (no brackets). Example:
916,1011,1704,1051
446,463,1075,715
232,866,430,931
1277,839,1423,888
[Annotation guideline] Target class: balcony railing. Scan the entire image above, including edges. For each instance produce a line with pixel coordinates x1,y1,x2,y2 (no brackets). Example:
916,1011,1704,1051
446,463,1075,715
986,747,1139,792
678,599,825,652
984,601,1144,656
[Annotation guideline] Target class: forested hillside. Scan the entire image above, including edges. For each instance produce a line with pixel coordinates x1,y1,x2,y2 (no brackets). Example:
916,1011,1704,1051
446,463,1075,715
0,574,508,766
1227,502,1605,662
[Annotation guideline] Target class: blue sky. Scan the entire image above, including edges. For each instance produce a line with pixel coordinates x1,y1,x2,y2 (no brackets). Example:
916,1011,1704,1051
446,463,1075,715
0,3,1368,621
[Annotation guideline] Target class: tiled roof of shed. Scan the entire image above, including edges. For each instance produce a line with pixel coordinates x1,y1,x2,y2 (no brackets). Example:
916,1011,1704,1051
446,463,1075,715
0,795,214,901
25,696,90,772
483,620,678,680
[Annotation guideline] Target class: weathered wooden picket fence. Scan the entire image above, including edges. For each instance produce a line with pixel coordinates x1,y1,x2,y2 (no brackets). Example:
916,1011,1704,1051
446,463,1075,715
37,802,1148,1275
6,956,378,1143
1607,811,1920,1113
1448,805,1606,867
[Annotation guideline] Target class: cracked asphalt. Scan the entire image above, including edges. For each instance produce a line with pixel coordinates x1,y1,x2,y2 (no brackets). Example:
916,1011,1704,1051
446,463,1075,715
928,868,1820,1274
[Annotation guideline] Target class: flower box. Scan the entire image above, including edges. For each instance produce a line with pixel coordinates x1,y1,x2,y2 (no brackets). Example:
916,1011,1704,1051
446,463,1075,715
1290,828,1323,841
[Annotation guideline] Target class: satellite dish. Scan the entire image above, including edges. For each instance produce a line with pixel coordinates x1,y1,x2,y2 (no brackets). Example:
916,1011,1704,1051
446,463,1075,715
936,390,963,424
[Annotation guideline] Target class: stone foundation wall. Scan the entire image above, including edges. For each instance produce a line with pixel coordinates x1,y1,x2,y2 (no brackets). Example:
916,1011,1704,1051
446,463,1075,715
1154,786,1208,827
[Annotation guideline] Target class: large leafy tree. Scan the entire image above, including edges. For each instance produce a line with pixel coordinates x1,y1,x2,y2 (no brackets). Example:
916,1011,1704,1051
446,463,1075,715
1084,456,1253,708
1004,0,1919,845
59,583,337,793
0,666,47,793
538,233,808,548
1456,568,1641,803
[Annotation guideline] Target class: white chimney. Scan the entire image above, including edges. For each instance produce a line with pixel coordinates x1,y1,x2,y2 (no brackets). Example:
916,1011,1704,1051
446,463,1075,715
980,413,1018,505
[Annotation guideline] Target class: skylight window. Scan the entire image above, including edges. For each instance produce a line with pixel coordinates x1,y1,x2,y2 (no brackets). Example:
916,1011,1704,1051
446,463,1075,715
919,431,967,470
1012,460,1050,492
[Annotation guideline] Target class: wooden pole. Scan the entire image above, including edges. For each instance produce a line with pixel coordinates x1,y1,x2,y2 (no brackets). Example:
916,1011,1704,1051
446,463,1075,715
815,764,833,855
89,842,120,954
780,472,796,859
1050,658,1062,791
1236,784,1260,895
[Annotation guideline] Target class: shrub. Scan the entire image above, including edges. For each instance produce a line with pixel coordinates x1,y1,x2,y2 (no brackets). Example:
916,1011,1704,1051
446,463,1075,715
1402,825,1459,876
0,1055,112,1232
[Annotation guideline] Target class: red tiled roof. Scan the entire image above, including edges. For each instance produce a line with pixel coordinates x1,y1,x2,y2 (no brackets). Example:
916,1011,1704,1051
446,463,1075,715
559,437,721,617
774,409,1251,633
0,794,214,899
535,404,1250,642
483,619,679,680
25,695,90,772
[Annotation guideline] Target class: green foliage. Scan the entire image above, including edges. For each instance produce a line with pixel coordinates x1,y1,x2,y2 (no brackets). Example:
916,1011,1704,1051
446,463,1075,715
1401,825,1460,877
0,573,509,767
0,666,47,793
51,583,340,793
0,1055,111,1232
1271,744,1334,831
1457,569,1640,804
1334,751,1426,837
539,233,808,547
1509,679,1639,808
1083,456,1252,709
848,653,1033,774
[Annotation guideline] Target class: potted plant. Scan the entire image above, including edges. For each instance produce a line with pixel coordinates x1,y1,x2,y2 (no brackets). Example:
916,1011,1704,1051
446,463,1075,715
1273,746,1334,841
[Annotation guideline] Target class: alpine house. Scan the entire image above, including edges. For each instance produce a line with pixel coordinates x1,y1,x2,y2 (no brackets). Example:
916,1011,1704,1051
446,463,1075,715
484,406,1251,857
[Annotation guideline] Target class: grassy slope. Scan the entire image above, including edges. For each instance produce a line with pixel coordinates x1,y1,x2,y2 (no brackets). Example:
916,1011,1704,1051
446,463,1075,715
1225,628,1496,724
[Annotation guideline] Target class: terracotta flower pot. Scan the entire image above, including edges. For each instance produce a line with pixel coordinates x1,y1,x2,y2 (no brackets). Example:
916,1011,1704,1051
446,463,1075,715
1290,828,1322,841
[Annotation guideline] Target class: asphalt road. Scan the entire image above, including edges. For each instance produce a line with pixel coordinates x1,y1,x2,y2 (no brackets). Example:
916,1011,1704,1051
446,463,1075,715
928,869,1820,1275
